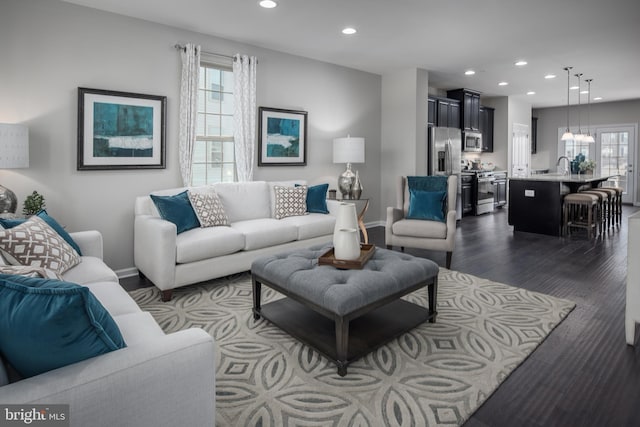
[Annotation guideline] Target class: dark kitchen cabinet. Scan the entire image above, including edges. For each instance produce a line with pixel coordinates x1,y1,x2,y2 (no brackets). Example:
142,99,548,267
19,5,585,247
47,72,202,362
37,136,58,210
479,106,494,152
427,96,460,128
427,98,436,127
461,174,473,215
531,116,538,154
493,172,507,208
447,89,481,131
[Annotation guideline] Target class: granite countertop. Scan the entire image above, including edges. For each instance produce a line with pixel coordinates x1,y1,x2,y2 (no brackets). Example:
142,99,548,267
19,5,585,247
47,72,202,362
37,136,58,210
508,173,613,183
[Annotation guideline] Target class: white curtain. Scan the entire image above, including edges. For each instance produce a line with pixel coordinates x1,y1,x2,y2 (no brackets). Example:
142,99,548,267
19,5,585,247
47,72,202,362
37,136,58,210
179,43,201,186
233,54,257,182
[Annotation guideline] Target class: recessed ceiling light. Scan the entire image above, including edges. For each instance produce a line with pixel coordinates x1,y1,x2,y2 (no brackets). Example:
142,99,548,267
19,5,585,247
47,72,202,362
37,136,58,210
464,70,475,75
498,81,508,86
515,60,528,66
342,27,357,35
580,90,589,94
259,0,277,8
544,74,556,79
526,91,536,95
570,86,579,90
594,97,603,101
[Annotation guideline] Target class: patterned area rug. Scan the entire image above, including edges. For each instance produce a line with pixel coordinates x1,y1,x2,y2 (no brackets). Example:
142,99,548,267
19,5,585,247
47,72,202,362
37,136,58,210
129,269,574,426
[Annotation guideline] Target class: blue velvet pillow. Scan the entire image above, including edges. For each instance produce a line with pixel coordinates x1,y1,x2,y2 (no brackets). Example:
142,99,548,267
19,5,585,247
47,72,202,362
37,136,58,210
0,274,126,378
150,190,200,234
0,210,83,255
296,183,329,214
406,189,447,222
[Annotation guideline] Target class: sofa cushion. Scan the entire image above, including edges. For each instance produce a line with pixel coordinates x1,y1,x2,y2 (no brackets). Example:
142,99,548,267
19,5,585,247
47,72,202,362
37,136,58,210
0,210,83,256
187,191,229,227
0,216,81,274
150,190,200,234
301,183,329,214
274,185,308,219
84,281,142,317
176,226,245,264
0,265,62,279
392,218,447,239
232,218,298,250
0,275,126,378
407,189,446,222
268,180,306,217
279,213,336,240
214,181,271,222
62,256,119,285
112,312,165,345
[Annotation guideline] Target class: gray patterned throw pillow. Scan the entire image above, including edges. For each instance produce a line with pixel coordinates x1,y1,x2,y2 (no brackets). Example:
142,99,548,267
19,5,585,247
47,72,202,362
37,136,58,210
188,191,229,227
273,185,308,220
0,216,80,274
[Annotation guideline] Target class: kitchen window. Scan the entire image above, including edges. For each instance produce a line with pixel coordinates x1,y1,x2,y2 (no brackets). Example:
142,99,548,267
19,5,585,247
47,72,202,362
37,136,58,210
192,62,235,185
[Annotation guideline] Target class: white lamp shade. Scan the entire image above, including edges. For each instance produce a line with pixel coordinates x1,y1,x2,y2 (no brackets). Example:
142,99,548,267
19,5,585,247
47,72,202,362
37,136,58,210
0,123,29,168
561,131,574,141
583,134,595,143
333,136,364,164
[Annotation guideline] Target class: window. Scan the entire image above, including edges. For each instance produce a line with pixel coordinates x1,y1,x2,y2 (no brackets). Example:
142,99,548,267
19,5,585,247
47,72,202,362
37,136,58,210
192,63,235,185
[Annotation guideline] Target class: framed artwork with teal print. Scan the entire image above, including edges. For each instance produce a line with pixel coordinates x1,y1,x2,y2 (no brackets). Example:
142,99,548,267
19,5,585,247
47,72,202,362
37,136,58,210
258,107,307,166
77,87,166,170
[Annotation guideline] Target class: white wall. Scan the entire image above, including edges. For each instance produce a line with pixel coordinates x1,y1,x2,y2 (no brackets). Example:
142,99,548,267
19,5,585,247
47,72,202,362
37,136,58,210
0,0,381,274
380,68,429,219
533,99,640,202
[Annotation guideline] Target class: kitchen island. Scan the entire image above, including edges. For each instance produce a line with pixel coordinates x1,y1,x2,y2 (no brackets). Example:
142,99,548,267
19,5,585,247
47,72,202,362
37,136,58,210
508,173,613,236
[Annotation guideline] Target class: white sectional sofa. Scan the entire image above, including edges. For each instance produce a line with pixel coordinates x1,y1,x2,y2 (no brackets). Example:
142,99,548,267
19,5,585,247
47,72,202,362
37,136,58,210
134,180,338,301
0,231,216,427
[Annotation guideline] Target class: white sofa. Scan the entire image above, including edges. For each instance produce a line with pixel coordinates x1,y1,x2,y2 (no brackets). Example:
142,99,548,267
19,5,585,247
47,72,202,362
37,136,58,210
0,231,216,427
626,210,640,345
134,180,338,301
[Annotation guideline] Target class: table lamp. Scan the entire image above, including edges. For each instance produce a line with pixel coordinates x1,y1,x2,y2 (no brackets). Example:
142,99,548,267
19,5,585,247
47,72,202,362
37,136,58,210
0,123,29,214
333,136,364,199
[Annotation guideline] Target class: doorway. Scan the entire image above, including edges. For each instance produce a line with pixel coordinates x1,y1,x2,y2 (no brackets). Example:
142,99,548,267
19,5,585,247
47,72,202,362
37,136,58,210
597,126,635,204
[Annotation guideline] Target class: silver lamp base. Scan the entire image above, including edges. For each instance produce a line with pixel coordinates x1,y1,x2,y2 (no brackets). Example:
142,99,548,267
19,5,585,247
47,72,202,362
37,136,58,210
338,163,356,199
0,185,17,214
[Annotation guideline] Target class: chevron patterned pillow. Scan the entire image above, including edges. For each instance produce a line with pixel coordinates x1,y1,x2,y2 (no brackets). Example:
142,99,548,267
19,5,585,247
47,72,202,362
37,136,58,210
187,191,229,227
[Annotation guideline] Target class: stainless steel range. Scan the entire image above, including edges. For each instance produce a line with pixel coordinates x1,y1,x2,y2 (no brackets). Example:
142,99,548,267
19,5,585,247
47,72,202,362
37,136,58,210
462,170,495,215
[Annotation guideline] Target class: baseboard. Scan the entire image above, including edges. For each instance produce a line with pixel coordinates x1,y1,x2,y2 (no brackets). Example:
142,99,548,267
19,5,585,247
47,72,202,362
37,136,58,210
116,267,138,279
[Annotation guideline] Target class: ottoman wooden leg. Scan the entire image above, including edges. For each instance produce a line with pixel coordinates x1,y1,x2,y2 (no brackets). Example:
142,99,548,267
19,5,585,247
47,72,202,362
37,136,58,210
428,276,438,323
335,316,349,377
252,277,262,320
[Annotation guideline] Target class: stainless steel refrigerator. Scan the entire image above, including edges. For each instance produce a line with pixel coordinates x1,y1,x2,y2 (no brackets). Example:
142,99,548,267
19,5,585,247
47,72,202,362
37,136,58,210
428,126,462,220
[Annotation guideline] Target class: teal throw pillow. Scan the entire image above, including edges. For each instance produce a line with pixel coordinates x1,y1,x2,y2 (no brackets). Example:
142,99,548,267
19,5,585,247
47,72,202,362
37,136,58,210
150,190,200,234
0,274,126,378
406,189,446,222
296,183,329,214
0,210,83,256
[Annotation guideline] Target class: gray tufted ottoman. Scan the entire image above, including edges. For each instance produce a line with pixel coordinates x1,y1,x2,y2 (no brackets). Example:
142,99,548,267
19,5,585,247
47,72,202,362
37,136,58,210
251,243,439,376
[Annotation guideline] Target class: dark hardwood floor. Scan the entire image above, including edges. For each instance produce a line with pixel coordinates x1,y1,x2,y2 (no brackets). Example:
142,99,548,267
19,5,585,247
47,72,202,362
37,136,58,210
122,205,640,427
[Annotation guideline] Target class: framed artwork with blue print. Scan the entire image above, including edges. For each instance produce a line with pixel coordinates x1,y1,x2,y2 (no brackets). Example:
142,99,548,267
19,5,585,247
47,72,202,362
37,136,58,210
77,87,166,170
258,107,307,166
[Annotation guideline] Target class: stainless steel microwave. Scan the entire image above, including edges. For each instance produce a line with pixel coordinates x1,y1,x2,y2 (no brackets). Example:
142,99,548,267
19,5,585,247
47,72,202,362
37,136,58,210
463,131,483,152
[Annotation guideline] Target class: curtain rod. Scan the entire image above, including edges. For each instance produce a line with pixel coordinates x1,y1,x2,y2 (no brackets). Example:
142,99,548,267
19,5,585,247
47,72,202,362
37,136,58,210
174,44,234,61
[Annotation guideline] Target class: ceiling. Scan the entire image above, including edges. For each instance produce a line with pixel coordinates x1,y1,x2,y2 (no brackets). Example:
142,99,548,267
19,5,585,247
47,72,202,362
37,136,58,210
63,0,640,108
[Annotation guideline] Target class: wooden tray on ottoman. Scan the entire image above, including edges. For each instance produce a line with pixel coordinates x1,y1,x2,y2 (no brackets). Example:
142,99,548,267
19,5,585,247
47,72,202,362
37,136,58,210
318,244,376,269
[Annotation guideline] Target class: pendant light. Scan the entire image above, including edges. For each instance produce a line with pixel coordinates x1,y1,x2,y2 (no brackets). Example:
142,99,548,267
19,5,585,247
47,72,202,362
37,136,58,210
583,78,595,143
574,73,584,141
561,67,574,141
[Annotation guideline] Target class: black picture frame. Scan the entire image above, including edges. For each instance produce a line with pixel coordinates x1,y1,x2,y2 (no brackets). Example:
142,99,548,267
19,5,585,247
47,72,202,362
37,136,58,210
258,107,307,166
77,87,166,170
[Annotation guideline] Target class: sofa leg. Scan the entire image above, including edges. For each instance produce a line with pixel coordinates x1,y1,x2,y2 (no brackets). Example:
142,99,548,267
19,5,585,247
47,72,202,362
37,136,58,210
386,245,392,250
400,246,405,252
138,270,147,281
161,290,173,302
446,252,452,269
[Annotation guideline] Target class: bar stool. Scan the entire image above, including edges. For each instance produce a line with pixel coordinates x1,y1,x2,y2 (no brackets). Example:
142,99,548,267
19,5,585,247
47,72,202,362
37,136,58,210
589,188,617,229
579,190,605,235
563,193,599,239
605,186,623,226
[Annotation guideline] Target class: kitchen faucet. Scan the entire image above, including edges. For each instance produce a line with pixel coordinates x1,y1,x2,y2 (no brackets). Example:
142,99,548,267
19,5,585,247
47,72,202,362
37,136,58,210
556,156,571,175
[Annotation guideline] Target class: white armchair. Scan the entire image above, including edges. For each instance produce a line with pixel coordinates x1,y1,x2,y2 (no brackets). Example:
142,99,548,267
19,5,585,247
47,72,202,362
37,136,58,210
385,175,457,268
